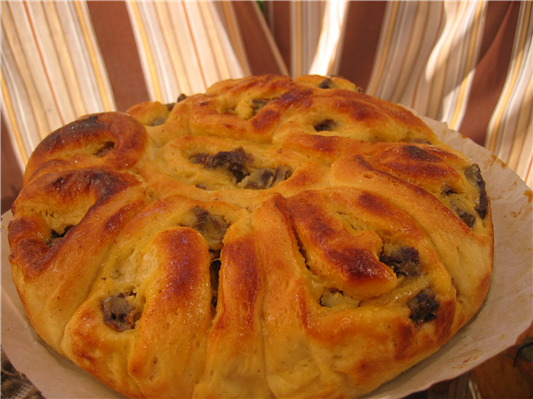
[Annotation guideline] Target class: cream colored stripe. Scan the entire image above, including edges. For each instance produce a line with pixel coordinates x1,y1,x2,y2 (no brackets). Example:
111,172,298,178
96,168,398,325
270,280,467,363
426,5,452,119
389,1,426,103
44,1,85,119
2,0,120,169
72,1,114,112
366,1,401,96
446,2,484,126
200,2,231,81
444,2,486,129
309,1,348,76
24,2,65,130
149,2,179,100
365,1,492,134
370,1,446,106
127,1,162,101
206,2,244,80
129,1,270,95
183,2,221,87
410,3,445,109
507,76,532,171
55,2,116,113
487,6,529,153
181,2,208,91
169,4,206,95
426,2,469,120
155,2,189,97
3,2,50,139
220,2,251,76
290,2,324,77
1,68,29,167
291,1,303,78
487,2,532,187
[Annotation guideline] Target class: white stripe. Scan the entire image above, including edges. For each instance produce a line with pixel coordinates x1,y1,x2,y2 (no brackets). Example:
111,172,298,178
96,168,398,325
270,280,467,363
127,1,244,99
1,0,117,168
309,1,348,76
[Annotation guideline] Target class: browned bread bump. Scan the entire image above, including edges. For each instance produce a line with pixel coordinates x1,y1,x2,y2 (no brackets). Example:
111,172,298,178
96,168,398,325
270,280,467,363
9,74,493,398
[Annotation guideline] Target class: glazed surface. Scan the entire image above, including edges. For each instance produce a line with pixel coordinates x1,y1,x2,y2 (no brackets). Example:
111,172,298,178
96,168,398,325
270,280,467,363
8,75,493,398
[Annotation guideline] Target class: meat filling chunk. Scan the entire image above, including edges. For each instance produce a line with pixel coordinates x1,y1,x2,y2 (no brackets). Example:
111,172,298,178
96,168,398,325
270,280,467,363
380,246,420,276
102,293,140,332
408,288,440,324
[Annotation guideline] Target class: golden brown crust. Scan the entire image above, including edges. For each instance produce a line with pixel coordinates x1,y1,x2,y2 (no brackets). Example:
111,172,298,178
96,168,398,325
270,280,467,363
8,74,493,398
23,112,148,185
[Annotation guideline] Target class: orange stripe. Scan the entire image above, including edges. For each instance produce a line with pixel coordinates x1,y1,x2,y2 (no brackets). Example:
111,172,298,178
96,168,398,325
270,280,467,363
487,5,528,153
201,2,230,80
72,1,112,111
196,2,222,81
24,1,64,128
47,1,84,118
221,2,251,75
1,69,29,165
155,2,184,95
130,1,162,101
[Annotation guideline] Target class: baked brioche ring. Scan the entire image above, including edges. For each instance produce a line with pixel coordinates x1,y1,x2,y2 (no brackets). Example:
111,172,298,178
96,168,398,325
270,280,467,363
9,74,493,398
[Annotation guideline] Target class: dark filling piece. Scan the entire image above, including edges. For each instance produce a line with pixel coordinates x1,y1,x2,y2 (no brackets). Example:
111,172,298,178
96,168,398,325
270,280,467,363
465,164,489,219
411,138,432,145
47,225,73,248
150,117,167,126
251,98,269,114
190,207,228,316
457,209,477,229
242,166,293,189
94,141,115,157
405,145,440,162
318,78,334,89
190,148,292,188
210,259,221,315
408,288,440,324
165,94,187,112
190,147,250,183
191,206,228,251
314,119,337,132
442,185,455,196
380,246,420,276
101,293,140,332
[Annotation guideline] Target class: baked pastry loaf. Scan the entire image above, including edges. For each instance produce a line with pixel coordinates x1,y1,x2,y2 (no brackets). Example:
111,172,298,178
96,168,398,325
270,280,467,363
8,74,493,398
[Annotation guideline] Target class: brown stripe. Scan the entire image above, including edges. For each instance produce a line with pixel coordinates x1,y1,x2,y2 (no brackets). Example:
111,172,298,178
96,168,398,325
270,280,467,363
336,1,387,90
231,1,284,76
458,1,520,145
86,1,149,111
1,118,23,213
267,1,291,74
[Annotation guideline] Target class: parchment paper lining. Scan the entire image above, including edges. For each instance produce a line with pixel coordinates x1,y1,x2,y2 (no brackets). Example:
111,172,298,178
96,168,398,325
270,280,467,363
1,115,532,399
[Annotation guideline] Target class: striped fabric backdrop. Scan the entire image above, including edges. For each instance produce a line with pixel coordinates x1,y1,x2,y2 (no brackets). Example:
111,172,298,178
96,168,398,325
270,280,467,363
1,0,532,198
2,1,115,167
